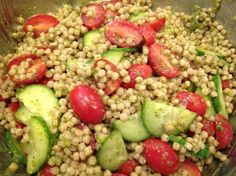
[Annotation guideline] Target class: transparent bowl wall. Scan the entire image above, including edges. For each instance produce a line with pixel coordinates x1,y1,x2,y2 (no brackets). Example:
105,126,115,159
0,0,235,175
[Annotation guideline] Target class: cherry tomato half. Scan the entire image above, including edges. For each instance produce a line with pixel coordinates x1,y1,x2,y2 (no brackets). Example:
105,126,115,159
7,54,46,85
179,159,201,176
122,64,152,89
176,91,207,116
222,80,230,90
94,59,121,95
39,164,54,176
201,119,215,137
149,18,166,32
23,14,59,38
82,3,106,30
118,159,138,175
105,20,143,48
8,102,20,113
139,24,156,46
148,43,180,78
69,85,105,124
215,114,234,149
143,137,180,175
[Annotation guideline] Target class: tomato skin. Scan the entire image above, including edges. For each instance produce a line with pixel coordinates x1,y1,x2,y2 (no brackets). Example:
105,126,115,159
222,80,230,89
105,20,143,48
201,120,215,137
176,91,207,116
23,14,59,38
143,137,180,175
180,159,201,176
16,121,26,129
39,77,52,85
118,159,138,175
149,18,166,32
112,174,127,176
148,43,180,78
139,25,156,46
8,102,20,113
105,79,122,95
122,64,152,89
39,164,54,176
215,114,234,149
94,59,121,95
7,54,46,85
82,3,106,30
69,85,105,124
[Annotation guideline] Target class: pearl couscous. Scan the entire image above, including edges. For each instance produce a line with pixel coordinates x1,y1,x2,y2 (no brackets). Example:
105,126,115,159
0,0,235,176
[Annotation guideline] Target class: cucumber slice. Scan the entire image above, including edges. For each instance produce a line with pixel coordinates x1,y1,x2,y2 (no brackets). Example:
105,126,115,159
212,74,228,118
195,88,216,119
102,48,137,65
83,30,101,47
15,105,33,125
141,100,196,137
16,85,61,133
195,47,225,60
4,131,26,165
97,131,128,171
27,116,52,174
129,12,146,21
113,113,150,142
66,58,94,71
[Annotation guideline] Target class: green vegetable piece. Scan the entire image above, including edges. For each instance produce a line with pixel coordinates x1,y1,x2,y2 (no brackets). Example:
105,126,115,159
168,135,186,146
4,131,27,165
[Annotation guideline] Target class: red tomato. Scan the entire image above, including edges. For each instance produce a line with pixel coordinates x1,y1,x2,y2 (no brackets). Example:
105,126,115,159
105,20,143,48
7,54,46,85
201,119,215,137
222,80,230,89
23,14,59,38
176,91,207,116
139,25,156,46
149,18,166,32
39,77,52,85
148,43,180,78
122,64,152,89
215,114,234,149
39,164,54,176
69,85,105,124
105,79,122,95
16,121,26,129
180,159,201,176
118,160,138,175
8,102,20,113
143,137,180,175
82,3,105,30
94,59,121,95
112,174,127,176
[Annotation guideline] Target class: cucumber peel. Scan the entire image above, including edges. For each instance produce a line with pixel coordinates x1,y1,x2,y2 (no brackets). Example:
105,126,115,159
4,131,26,165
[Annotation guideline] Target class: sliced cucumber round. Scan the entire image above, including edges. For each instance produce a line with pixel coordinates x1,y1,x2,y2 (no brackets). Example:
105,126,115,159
83,30,101,47
141,100,196,137
97,131,128,171
27,116,52,174
113,113,150,142
16,85,61,133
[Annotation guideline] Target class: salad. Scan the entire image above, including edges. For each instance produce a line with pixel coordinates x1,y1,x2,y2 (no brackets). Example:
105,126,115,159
0,0,235,175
